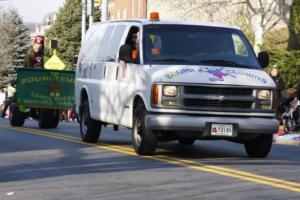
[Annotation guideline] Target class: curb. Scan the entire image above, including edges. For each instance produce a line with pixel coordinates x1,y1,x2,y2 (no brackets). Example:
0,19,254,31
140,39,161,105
273,135,300,147
273,138,300,146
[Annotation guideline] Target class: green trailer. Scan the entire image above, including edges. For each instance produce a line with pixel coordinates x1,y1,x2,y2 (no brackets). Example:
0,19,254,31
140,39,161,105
9,68,75,128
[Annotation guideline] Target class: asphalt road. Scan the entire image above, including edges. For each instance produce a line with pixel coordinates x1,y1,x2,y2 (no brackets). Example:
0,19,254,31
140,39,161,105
0,118,300,200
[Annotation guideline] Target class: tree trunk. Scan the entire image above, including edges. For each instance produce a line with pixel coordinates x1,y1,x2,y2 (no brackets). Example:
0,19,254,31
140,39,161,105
253,13,264,54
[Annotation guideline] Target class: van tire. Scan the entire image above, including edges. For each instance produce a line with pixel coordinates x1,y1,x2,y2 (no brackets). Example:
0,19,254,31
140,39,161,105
9,104,25,127
244,134,273,158
132,104,157,155
80,101,101,143
178,138,196,145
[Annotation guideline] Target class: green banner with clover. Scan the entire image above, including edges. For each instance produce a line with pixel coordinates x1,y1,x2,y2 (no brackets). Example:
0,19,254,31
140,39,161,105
16,68,75,109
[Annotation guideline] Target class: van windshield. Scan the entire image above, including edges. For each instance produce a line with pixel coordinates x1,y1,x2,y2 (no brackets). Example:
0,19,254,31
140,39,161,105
142,25,260,69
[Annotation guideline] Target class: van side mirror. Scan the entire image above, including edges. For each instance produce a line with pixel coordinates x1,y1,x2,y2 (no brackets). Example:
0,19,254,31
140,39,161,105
258,51,269,68
119,44,133,63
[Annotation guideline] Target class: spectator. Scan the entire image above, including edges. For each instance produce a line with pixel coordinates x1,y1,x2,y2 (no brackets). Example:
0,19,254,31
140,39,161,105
0,88,6,113
1,81,16,118
268,64,285,115
281,83,300,110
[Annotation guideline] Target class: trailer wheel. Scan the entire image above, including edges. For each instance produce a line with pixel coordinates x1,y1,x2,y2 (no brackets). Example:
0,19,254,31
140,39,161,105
244,134,273,158
80,101,101,143
38,109,59,129
9,104,25,127
49,109,60,128
132,104,158,155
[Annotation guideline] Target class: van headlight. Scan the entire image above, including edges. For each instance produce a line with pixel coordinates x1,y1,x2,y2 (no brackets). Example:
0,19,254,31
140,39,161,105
163,85,178,97
256,90,272,110
257,90,271,100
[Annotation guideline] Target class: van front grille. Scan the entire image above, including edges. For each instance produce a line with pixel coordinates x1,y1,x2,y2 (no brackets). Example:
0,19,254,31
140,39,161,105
182,85,254,110
183,99,253,109
184,86,253,96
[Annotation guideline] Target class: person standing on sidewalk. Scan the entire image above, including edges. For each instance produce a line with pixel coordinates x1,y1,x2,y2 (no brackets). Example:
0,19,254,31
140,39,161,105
1,81,16,118
0,87,6,113
268,64,285,117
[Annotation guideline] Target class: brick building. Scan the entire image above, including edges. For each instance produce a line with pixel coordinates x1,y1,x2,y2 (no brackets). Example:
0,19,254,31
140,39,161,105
107,0,147,20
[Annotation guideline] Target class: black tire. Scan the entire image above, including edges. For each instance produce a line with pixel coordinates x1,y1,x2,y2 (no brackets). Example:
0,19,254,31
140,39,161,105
132,104,158,155
244,134,273,158
178,138,196,145
38,109,60,129
9,104,25,127
80,101,101,143
49,109,60,128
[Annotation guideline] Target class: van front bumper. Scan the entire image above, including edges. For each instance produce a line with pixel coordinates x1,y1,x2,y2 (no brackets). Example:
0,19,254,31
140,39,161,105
145,114,279,136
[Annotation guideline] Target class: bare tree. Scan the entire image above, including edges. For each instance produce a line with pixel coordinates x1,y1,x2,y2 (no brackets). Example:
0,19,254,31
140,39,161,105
164,0,291,52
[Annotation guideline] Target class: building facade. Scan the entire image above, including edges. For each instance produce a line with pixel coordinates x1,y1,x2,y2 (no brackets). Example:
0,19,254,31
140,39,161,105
107,0,147,20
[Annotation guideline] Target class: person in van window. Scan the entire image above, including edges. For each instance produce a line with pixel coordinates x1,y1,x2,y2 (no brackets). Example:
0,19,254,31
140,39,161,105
268,64,285,117
24,35,44,69
131,31,140,62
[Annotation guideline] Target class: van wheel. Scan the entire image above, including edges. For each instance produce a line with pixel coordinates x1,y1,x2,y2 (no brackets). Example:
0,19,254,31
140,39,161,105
244,134,273,158
178,138,196,145
9,104,25,127
80,101,101,143
132,104,157,155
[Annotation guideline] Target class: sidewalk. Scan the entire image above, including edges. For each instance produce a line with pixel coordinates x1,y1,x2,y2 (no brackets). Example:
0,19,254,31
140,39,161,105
273,129,300,146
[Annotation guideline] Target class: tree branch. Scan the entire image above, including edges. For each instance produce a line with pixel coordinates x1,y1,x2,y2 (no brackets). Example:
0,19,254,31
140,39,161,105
264,17,282,33
179,0,231,19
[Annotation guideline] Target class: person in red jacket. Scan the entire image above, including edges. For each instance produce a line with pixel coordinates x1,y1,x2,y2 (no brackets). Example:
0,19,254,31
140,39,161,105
24,35,44,68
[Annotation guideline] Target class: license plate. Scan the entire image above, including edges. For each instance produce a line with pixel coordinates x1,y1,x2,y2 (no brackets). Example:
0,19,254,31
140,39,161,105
211,124,233,136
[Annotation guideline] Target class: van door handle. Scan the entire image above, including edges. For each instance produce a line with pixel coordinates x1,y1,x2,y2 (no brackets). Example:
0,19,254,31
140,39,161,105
103,65,106,79
116,66,119,80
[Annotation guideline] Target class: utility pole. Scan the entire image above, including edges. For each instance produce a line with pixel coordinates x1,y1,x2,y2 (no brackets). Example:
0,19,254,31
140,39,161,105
87,0,94,28
101,0,108,22
82,0,87,42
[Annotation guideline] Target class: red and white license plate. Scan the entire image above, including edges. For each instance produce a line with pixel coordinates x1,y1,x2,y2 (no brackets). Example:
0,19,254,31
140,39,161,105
211,124,233,136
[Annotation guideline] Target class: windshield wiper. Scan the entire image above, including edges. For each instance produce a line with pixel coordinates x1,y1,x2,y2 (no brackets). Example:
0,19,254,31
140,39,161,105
200,59,250,68
150,58,188,63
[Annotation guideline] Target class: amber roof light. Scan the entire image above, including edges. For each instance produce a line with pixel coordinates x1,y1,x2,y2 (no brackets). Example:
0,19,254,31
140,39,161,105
150,12,160,21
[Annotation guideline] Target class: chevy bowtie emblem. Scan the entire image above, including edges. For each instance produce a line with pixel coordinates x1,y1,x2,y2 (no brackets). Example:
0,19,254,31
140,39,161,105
213,95,226,101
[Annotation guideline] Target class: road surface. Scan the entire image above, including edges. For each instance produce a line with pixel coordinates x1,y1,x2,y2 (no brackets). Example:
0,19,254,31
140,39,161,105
0,118,300,200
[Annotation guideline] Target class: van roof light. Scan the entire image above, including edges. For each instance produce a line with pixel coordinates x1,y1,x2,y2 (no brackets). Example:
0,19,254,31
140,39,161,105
150,12,160,21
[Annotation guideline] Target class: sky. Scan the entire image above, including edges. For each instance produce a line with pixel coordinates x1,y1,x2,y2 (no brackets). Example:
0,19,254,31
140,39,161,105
0,0,65,23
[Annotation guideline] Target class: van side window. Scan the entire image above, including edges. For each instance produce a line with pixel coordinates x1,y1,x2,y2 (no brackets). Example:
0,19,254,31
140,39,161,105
97,25,115,60
80,26,99,61
105,25,126,62
87,25,107,61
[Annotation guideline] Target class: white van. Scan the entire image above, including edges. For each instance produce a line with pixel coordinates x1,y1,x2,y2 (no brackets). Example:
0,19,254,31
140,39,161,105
75,13,278,157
